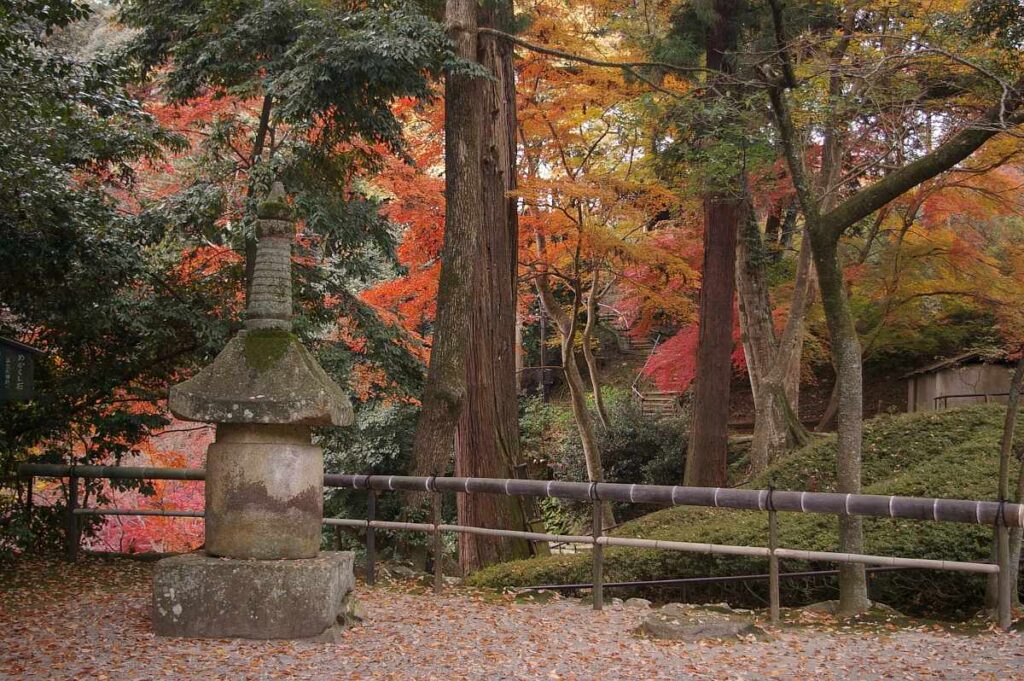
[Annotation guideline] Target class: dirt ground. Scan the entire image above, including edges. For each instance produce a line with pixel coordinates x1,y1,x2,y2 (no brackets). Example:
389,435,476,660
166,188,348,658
1,557,1021,680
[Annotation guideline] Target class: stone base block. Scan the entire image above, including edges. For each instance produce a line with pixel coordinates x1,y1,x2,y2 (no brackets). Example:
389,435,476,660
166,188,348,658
153,551,355,639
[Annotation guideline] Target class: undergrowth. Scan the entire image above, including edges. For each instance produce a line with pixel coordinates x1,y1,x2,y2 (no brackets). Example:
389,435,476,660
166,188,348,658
469,405,1021,620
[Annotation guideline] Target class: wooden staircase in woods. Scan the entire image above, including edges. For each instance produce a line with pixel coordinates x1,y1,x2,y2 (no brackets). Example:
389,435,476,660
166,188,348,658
598,305,683,419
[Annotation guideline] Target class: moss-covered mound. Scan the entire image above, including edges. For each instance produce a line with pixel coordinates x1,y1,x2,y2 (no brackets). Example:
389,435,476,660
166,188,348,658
468,405,1020,619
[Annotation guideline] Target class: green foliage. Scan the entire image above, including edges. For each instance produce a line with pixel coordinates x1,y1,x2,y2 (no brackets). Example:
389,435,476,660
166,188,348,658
0,0,230,558
521,389,687,528
857,305,1003,374
470,406,1020,619
117,0,450,153
117,0,445,399
1,0,443,558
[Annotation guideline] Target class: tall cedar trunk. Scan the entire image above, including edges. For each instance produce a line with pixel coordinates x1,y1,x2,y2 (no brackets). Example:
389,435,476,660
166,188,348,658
535,269,615,528
582,268,610,429
685,0,741,487
412,0,482,477
809,229,870,615
455,0,530,572
686,197,742,486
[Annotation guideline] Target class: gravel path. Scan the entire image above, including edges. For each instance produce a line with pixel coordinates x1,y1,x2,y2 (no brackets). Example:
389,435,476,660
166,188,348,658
0,558,1021,680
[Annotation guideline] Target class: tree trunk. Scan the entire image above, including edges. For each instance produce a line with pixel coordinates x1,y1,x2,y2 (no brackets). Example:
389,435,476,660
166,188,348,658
809,228,870,615
582,268,610,429
535,269,615,528
686,196,742,487
448,0,530,572
684,0,742,487
737,216,814,473
1012,426,1024,609
988,356,1024,610
412,0,483,477
737,211,784,472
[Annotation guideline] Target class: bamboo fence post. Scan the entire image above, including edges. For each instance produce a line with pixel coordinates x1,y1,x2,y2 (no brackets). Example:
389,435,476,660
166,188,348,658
366,489,377,586
431,478,442,594
24,475,33,526
591,484,604,611
64,473,79,563
996,500,1012,630
768,507,780,625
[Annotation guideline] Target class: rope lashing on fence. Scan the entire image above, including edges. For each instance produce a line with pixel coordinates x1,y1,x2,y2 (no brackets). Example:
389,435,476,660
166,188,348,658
18,464,1024,528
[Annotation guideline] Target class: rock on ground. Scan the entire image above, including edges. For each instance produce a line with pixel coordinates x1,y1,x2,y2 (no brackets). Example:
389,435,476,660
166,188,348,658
640,603,757,641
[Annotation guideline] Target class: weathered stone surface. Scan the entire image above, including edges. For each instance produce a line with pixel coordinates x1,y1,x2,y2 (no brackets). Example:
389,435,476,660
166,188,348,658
169,330,353,426
338,593,367,627
624,597,652,609
639,603,757,641
159,181,358,641
152,551,355,639
205,424,323,559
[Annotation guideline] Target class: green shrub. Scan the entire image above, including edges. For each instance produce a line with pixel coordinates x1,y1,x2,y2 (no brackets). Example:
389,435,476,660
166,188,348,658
520,388,688,529
470,405,1020,619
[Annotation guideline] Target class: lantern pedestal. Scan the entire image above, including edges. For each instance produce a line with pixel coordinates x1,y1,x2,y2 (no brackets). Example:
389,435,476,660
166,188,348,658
152,551,356,639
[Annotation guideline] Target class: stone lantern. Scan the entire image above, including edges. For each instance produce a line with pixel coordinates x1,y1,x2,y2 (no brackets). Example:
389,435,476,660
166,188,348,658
152,182,356,640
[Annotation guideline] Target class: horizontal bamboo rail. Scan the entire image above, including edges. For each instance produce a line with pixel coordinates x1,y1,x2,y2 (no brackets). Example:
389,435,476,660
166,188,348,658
324,473,1024,528
21,465,1024,528
73,508,204,518
323,516,995,573
19,464,203,481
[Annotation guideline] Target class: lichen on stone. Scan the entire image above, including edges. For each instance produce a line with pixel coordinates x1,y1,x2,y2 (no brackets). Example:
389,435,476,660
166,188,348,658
243,329,296,373
257,199,293,221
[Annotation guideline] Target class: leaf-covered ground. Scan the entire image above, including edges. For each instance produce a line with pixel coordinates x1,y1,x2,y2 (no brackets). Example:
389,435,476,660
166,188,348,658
1,557,1022,680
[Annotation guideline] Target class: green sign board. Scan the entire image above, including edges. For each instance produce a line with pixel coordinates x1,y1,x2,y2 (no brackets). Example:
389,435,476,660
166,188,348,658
0,339,39,402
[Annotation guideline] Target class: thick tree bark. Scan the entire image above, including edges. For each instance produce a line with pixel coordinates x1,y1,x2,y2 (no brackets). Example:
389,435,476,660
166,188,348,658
686,196,742,487
684,0,742,487
455,0,530,572
412,0,483,478
737,213,811,473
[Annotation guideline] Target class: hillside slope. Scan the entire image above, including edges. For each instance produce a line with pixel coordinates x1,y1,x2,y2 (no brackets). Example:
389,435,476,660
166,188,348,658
469,405,1020,619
